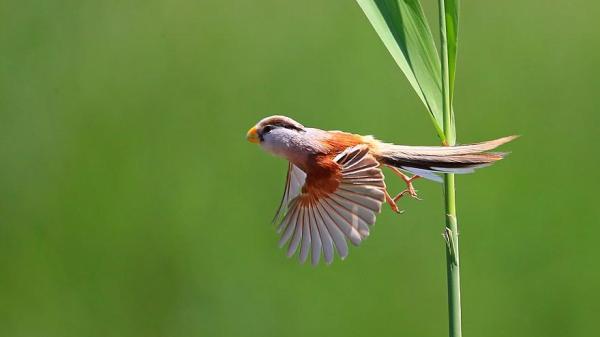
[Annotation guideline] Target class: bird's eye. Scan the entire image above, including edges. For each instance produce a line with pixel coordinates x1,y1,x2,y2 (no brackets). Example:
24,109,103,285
262,125,275,133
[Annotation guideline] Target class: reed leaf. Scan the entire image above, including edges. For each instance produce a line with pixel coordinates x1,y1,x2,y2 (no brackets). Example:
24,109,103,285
442,0,459,144
443,0,459,104
356,0,445,141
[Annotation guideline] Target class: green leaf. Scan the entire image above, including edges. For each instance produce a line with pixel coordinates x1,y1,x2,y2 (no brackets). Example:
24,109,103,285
356,0,445,141
438,0,459,144
444,0,459,104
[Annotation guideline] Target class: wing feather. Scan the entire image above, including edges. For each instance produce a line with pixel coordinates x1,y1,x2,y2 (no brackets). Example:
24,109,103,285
273,163,306,224
319,199,362,246
333,188,383,212
324,197,370,237
326,194,377,227
277,199,298,233
273,145,386,264
314,200,348,259
287,208,304,257
313,204,334,264
308,206,322,266
299,207,311,263
278,205,300,247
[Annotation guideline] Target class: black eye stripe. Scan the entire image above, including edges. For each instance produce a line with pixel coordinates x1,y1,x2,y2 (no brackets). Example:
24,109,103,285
282,124,301,130
262,125,275,133
274,123,301,131
261,123,302,134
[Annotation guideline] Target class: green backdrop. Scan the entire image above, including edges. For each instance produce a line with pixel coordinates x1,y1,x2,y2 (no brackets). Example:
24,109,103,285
1,1,599,336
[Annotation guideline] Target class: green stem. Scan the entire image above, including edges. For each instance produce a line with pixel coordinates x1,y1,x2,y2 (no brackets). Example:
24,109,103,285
443,174,461,337
439,1,462,337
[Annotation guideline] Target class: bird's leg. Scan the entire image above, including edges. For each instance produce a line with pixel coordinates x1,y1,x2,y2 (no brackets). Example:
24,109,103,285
384,188,404,214
387,166,422,201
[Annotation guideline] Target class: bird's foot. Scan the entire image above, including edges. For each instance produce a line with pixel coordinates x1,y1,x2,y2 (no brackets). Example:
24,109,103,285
389,167,422,201
393,185,421,202
385,189,405,214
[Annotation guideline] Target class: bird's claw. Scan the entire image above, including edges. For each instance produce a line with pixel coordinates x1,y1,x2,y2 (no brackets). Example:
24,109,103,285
387,166,422,202
385,189,405,214
393,186,421,202
384,168,422,214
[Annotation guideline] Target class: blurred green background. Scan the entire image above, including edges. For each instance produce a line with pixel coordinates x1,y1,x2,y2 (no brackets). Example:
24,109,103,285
1,1,599,336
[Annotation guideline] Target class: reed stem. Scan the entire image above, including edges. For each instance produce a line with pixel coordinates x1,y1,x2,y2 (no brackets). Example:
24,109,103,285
439,1,462,336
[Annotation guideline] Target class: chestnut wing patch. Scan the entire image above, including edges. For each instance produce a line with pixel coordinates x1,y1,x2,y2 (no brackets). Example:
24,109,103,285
275,145,386,265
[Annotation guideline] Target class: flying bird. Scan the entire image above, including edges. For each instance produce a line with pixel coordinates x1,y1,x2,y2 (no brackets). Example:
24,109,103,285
247,115,515,265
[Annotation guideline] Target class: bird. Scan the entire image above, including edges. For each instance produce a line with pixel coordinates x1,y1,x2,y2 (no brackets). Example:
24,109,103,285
246,115,516,265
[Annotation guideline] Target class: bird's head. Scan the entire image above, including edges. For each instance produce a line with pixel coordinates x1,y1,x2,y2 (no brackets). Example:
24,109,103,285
247,115,325,163
246,115,305,144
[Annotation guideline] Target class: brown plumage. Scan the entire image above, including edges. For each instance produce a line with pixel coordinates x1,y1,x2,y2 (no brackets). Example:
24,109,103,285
247,115,516,265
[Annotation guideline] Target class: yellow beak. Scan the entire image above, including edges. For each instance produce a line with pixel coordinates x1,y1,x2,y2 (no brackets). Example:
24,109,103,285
246,126,260,144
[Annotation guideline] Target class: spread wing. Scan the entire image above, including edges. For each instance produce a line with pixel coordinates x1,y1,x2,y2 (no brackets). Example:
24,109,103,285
275,145,386,265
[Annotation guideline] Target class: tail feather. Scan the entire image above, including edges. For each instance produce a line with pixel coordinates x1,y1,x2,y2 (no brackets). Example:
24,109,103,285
377,135,517,182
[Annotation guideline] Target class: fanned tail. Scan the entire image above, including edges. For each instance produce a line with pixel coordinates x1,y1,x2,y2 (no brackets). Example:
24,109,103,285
377,135,518,182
